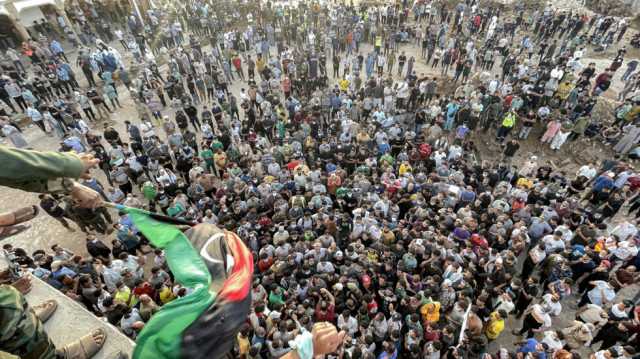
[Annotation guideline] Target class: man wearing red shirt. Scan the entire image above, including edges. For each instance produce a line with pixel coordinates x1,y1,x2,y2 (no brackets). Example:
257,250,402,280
232,55,245,81
132,279,155,299
257,252,274,272
593,69,613,96
314,288,336,322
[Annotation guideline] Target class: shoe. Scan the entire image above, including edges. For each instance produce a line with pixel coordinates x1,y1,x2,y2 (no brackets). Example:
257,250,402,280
33,299,58,323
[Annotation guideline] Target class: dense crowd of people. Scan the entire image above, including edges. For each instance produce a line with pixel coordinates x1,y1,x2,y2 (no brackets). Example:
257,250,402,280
2,0,640,358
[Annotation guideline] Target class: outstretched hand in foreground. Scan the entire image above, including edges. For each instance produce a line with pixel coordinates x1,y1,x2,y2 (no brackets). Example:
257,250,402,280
282,322,346,359
312,322,347,357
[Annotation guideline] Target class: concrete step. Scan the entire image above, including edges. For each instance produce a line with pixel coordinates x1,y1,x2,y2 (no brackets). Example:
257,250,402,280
24,276,135,359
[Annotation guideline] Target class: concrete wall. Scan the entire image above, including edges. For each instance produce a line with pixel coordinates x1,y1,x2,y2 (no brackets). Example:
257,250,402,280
19,6,45,24
24,276,135,359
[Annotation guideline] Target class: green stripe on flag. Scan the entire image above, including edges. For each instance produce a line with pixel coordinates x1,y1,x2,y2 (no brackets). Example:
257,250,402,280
125,208,215,359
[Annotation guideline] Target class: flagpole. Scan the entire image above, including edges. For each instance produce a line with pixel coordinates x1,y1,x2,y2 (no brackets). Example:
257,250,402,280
130,0,145,27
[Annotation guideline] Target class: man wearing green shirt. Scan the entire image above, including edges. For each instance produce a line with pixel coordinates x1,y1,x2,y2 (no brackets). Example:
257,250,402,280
142,181,157,203
210,139,224,151
167,201,186,218
380,152,395,167
199,147,215,173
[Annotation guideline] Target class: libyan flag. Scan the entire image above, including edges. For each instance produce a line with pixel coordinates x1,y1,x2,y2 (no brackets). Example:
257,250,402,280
122,206,254,359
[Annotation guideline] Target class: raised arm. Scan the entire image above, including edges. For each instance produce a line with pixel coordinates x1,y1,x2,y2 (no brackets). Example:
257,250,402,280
0,146,101,208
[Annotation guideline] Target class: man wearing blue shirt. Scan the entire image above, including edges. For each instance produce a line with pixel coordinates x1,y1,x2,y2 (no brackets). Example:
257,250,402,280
56,65,71,93
517,338,548,359
50,39,68,62
528,216,553,245
592,172,614,193
26,105,45,133
62,135,85,153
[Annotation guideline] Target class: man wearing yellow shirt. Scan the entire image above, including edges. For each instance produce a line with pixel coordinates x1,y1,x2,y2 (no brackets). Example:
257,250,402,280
255,55,266,78
157,283,176,304
114,282,138,307
236,328,251,358
213,148,227,177
375,35,382,52
485,310,507,341
381,226,395,245
338,77,350,92
399,161,412,176
420,300,441,325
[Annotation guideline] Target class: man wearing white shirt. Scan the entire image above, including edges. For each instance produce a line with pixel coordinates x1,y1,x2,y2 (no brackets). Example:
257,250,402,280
584,280,616,307
610,220,638,241
376,54,386,74
429,103,441,119
577,164,597,179
202,209,218,224
550,66,564,80
542,231,565,254
517,63,529,79
541,331,563,351
374,129,388,145
395,81,410,109
433,150,447,167
488,75,500,94
316,260,335,274
614,170,633,188
267,161,280,176
542,293,562,317
567,57,584,73
337,310,359,336
498,37,508,50
125,155,144,173
611,240,638,261
500,82,513,96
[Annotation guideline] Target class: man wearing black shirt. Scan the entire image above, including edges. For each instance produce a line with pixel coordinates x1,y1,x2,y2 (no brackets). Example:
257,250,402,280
503,139,520,165
85,234,111,260
580,62,597,81
103,124,123,146
103,296,128,326
397,52,407,77
39,194,74,231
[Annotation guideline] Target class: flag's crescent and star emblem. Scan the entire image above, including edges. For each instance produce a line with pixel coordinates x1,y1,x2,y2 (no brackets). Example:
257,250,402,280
121,206,254,359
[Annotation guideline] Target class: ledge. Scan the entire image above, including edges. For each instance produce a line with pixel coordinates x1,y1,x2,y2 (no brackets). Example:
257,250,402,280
24,276,135,359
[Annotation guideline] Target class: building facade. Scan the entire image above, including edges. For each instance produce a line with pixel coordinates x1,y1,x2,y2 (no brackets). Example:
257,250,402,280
0,0,66,49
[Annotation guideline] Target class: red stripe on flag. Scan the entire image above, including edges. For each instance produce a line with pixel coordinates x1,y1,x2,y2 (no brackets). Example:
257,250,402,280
218,231,254,302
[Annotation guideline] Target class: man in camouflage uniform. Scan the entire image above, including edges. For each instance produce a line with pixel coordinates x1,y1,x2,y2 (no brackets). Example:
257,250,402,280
0,251,58,359
0,249,113,359
0,146,111,358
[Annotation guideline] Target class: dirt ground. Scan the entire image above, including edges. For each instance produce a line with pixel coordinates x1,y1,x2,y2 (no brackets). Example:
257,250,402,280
3,35,632,255
1,2,639,354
